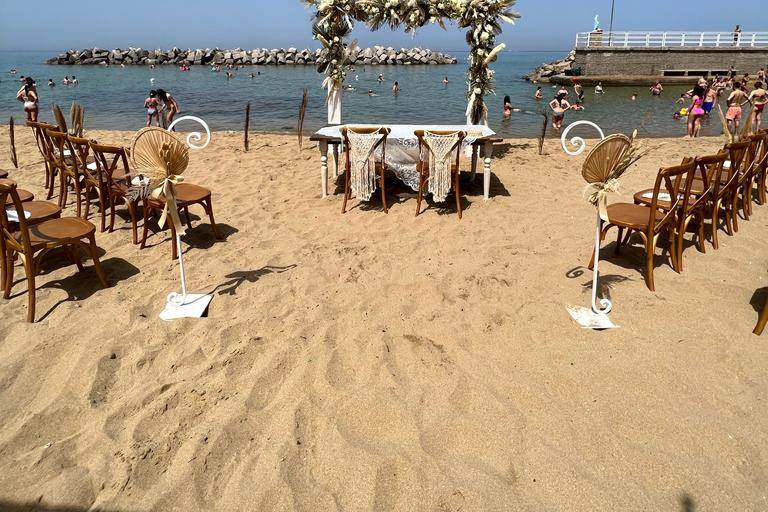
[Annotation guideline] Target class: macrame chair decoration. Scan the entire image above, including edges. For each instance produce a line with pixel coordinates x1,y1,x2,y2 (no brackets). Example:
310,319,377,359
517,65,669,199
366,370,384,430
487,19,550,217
419,130,466,214
341,127,390,213
69,101,85,138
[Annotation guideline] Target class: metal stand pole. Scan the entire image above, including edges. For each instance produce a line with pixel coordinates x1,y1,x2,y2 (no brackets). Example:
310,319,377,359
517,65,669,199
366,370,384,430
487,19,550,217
591,210,612,315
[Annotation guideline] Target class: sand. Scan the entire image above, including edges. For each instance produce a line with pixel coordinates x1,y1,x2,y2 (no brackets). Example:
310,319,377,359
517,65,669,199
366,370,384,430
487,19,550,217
0,126,766,511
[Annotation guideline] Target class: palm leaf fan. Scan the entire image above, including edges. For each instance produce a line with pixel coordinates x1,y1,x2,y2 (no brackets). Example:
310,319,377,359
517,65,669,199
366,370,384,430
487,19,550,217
130,127,189,185
582,134,633,183
52,104,68,133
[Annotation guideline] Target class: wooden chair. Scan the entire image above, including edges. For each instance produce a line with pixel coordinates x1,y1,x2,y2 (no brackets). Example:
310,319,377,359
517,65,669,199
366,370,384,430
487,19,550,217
47,129,85,215
340,127,391,214
141,183,222,259
90,143,140,244
0,178,62,290
740,131,768,217
414,129,467,219
0,180,109,322
27,121,60,199
755,295,768,335
754,129,768,206
719,140,752,233
590,160,696,291
66,135,110,230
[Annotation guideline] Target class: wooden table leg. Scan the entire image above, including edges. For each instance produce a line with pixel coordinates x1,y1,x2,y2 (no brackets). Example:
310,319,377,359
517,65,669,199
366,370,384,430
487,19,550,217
470,145,479,183
319,140,329,198
483,141,494,201
332,144,340,177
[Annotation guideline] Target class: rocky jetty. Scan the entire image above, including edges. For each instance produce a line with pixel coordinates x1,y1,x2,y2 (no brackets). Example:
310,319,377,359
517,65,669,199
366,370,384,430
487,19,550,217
46,47,458,66
523,50,576,82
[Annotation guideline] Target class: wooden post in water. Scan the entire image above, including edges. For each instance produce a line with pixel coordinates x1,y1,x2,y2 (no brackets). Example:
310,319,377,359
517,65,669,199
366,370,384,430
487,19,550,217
538,113,548,155
244,102,251,152
9,117,18,168
297,88,309,149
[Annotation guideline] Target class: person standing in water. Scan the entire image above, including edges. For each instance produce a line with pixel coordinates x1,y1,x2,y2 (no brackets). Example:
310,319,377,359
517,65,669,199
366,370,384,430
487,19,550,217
549,92,571,130
725,82,748,138
574,82,584,102
748,81,767,131
702,81,717,115
392,81,400,95
442,76,449,85
650,80,663,96
156,89,180,128
503,96,512,118
595,82,604,94
535,86,543,100
16,77,38,122
144,90,160,127
686,84,707,138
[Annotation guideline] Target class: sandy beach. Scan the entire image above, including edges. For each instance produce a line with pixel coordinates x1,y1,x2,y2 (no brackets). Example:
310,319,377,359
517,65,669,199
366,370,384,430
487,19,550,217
0,126,766,511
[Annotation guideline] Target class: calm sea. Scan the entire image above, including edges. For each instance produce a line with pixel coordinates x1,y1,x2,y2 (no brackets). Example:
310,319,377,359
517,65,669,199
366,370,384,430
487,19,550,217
0,50,729,138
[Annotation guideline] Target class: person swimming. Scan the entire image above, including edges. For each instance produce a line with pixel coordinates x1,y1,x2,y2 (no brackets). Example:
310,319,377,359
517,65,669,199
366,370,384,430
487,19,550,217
368,90,378,97
595,82,604,94
503,95,512,118
71,75,78,85
442,76,449,85
47,79,55,87
535,86,543,100
392,81,400,94
650,81,663,96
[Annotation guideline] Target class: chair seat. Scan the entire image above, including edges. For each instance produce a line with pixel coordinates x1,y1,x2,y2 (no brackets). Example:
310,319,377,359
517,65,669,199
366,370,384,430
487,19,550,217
16,217,95,249
147,183,211,207
17,189,34,203
8,201,62,226
0,170,8,179
607,203,665,229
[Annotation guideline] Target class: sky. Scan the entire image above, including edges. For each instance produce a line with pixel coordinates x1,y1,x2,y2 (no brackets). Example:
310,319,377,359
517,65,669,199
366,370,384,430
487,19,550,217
0,0,763,53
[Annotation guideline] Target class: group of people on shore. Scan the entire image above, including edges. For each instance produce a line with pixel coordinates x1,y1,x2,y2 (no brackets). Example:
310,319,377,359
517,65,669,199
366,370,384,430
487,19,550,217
680,71,767,138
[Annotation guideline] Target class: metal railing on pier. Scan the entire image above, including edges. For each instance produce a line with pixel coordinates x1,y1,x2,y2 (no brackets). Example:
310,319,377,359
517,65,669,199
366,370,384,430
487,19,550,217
575,31,768,49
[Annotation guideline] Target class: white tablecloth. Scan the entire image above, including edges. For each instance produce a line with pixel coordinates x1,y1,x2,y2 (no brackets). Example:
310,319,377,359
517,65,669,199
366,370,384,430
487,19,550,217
316,124,496,191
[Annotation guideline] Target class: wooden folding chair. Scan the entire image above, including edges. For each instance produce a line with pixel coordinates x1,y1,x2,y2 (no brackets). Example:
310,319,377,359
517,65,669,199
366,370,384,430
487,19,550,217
0,180,108,322
590,160,696,291
90,143,140,244
414,129,466,219
341,127,391,214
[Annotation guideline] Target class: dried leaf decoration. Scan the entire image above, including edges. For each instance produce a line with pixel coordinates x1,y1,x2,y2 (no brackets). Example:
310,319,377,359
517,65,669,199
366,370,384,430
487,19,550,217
130,127,189,183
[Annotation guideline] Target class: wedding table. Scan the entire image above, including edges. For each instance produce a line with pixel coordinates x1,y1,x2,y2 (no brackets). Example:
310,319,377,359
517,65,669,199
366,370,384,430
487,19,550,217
310,124,501,200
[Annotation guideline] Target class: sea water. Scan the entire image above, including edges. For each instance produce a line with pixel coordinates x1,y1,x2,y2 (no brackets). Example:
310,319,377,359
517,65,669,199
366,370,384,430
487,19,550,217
0,50,732,138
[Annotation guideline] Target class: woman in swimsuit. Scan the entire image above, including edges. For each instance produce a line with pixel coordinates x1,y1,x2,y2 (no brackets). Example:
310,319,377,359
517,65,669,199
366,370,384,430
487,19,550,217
16,77,38,122
144,90,160,127
549,92,570,130
748,81,767,131
686,85,707,138
534,86,543,100
650,81,663,96
156,89,180,128
725,82,748,139
503,95,512,118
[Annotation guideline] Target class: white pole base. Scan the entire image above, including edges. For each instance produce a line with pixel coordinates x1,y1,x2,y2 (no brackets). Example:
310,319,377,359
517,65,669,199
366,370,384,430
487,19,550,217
160,293,213,321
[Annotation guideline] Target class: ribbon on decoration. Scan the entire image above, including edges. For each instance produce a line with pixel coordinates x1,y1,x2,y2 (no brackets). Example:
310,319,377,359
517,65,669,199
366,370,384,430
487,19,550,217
583,178,620,223
151,175,184,230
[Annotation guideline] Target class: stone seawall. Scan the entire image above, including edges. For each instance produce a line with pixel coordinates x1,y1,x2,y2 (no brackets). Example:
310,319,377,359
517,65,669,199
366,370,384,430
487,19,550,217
46,47,458,66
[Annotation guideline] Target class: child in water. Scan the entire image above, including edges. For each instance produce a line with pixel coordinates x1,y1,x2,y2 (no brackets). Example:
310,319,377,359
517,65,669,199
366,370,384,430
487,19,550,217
144,90,160,127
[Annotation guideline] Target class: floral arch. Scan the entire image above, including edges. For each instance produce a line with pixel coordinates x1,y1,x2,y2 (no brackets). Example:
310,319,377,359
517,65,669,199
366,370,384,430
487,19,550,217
303,0,519,125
